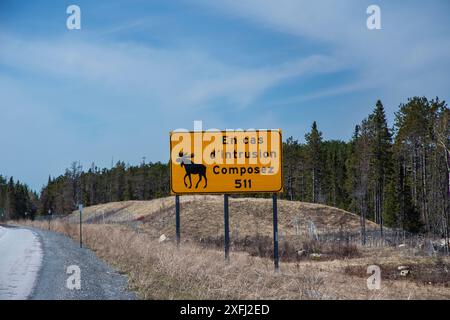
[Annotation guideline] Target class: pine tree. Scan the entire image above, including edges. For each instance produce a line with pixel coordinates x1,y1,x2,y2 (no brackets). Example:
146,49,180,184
323,140,349,208
368,100,393,236
283,137,301,201
305,121,324,203
346,124,371,244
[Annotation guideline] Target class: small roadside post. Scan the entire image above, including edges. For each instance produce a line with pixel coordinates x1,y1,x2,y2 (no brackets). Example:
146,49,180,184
224,194,230,262
79,204,83,248
48,209,52,230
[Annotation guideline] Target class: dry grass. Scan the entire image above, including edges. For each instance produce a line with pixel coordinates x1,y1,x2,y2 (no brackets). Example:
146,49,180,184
16,219,450,300
18,220,325,299
17,196,450,300
344,262,450,287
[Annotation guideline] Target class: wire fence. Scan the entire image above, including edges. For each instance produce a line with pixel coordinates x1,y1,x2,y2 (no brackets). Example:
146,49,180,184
33,210,450,257
311,228,449,256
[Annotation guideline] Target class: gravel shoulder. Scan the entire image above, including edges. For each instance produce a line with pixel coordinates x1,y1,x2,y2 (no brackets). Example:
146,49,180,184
28,226,136,300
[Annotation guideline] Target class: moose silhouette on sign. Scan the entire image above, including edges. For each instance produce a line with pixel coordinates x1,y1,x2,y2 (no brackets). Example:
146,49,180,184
176,151,208,189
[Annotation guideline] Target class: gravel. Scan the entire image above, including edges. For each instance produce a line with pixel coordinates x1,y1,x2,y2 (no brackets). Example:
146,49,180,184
28,227,136,300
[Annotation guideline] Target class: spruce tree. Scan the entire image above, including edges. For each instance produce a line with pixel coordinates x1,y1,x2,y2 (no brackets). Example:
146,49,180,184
305,121,324,203
368,100,393,236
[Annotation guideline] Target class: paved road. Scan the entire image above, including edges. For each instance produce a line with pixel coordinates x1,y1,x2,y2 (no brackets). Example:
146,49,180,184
0,226,42,299
0,225,136,300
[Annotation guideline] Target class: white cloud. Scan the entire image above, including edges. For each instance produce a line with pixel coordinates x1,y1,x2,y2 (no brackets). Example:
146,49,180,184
194,0,359,42
0,31,344,189
193,0,450,106
185,54,342,108
0,32,342,114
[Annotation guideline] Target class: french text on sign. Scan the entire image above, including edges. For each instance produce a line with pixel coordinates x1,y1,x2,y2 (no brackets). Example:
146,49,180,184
170,130,283,194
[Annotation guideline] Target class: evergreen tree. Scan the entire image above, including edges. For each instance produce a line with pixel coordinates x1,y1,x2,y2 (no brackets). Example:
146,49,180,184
305,121,324,203
368,100,393,235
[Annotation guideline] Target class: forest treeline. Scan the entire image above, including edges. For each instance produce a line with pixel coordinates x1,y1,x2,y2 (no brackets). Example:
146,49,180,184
0,96,448,237
284,97,449,239
0,177,39,220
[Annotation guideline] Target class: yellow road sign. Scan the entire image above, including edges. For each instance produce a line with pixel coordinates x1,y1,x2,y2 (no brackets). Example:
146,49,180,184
170,130,283,194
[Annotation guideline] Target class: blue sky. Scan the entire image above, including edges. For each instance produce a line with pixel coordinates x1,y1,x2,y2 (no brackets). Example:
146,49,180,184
1,0,449,191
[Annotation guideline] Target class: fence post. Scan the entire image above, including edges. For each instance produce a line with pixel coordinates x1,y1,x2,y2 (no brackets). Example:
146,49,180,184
79,204,83,248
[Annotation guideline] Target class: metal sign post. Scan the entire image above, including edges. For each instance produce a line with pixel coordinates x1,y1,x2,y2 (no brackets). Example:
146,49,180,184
273,193,279,271
79,204,83,248
175,195,180,247
224,194,230,262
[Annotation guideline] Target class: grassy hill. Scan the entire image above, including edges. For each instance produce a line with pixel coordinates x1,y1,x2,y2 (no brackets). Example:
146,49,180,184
68,196,379,244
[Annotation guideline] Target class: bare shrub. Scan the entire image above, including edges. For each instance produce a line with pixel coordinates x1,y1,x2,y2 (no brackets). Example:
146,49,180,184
199,235,300,262
302,240,360,260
